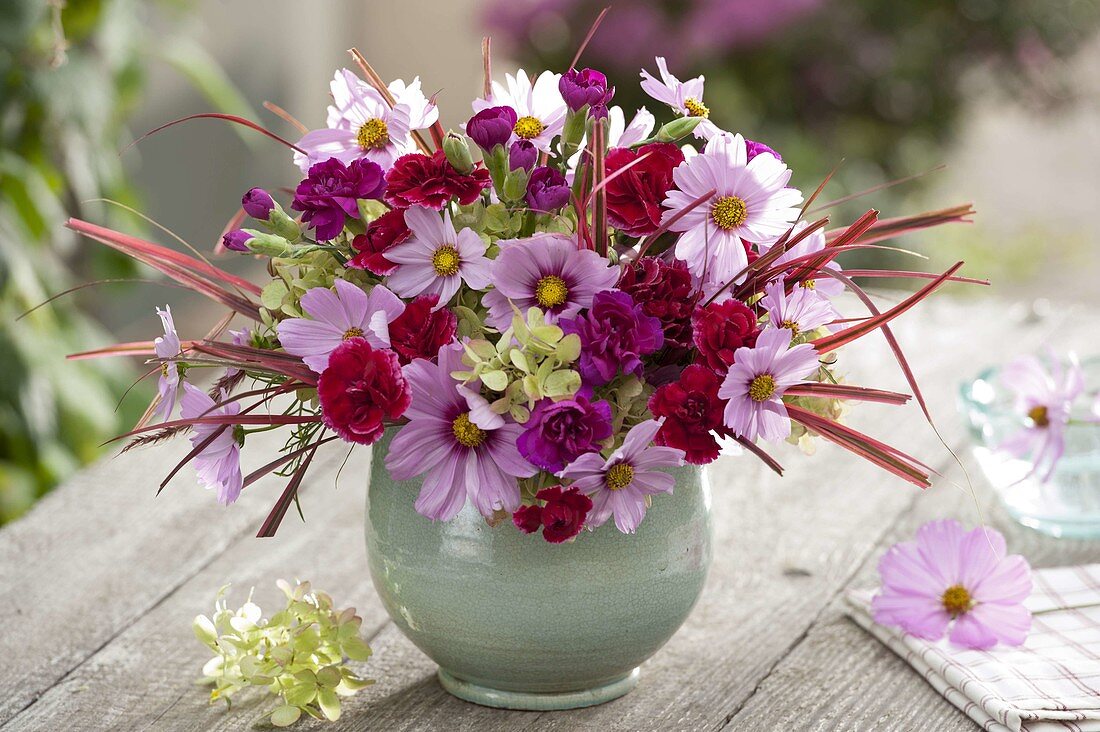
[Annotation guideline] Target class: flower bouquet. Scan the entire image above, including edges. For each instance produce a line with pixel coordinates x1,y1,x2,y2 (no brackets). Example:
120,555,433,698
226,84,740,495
65,31,981,709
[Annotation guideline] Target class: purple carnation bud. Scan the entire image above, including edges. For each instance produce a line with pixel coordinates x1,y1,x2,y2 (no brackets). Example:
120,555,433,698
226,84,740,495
222,229,253,252
241,187,275,220
558,68,615,114
509,140,537,172
525,166,570,211
291,157,386,241
517,395,613,473
466,106,518,151
745,139,782,163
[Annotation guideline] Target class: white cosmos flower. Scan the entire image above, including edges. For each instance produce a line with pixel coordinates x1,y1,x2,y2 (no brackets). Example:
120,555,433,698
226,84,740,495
661,132,803,288
294,69,438,173
640,56,718,139
472,70,567,154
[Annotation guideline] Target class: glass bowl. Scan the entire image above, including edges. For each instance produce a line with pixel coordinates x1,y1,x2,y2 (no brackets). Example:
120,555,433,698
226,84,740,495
959,359,1100,539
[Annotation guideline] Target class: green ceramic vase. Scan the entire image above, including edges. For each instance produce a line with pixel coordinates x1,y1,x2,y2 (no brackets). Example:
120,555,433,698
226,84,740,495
365,428,712,711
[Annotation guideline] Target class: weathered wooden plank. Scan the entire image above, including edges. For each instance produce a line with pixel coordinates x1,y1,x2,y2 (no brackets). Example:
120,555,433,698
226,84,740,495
724,316,1092,732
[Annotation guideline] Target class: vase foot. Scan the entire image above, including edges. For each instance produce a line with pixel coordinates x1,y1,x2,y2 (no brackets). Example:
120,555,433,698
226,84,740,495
437,667,640,711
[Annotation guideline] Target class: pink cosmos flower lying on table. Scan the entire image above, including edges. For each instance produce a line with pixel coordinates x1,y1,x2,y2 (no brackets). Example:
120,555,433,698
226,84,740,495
873,519,1032,650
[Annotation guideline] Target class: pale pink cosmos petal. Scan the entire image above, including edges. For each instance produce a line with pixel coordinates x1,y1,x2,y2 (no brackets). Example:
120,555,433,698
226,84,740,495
957,526,1007,590
276,318,348,373
876,541,947,598
414,452,468,521
967,602,1031,646
558,451,607,480
388,76,439,129
586,489,614,528
615,418,664,460
755,400,793,442
629,470,676,495
970,554,1032,605
179,383,243,505
914,519,967,586
872,592,951,640
486,423,539,478
608,488,648,534
948,612,1000,650
386,419,451,480
154,305,183,421
293,128,361,173
458,385,504,430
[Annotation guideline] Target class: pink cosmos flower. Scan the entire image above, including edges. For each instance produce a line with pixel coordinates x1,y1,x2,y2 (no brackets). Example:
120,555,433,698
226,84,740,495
383,206,491,308
472,70,567,154
639,56,718,139
998,352,1085,482
224,327,251,378
718,327,819,442
154,305,184,422
873,519,1032,649
277,279,405,374
385,344,537,521
294,69,437,173
481,233,619,330
764,220,846,298
179,383,243,505
560,418,685,534
662,133,802,287
759,277,839,338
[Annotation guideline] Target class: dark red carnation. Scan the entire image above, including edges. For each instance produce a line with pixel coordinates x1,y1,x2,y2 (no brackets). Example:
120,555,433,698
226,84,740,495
617,256,699,358
384,151,491,210
692,299,760,373
512,486,593,543
348,209,410,275
317,338,410,445
648,364,727,464
512,504,543,534
604,142,684,236
387,294,457,365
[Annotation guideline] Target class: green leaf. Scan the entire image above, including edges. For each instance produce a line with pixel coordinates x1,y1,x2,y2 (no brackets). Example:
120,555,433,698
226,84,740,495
270,705,302,727
261,280,289,310
317,688,342,721
342,635,373,662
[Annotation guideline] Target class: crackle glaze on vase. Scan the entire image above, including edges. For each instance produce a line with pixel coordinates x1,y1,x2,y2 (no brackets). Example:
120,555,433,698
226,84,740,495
364,428,712,710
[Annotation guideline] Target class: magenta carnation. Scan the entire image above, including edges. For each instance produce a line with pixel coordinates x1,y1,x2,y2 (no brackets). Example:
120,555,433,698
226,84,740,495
517,395,613,473
560,290,664,385
291,157,386,241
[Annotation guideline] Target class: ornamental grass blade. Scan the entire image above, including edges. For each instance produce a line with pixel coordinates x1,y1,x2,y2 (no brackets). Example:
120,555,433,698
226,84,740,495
257,441,323,538
840,269,989,286
68,340,160,360
158,425,228,495
810,262,964,355
244,436,338,490
105,413,321,445
570,6,611,68
783,383,911,405
826,204,974,246
634,187,716,260
785,404,930,487
732,435,784,476
124,112,306,154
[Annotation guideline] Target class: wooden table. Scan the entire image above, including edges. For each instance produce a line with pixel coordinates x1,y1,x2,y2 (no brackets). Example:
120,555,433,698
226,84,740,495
3,297,1097,731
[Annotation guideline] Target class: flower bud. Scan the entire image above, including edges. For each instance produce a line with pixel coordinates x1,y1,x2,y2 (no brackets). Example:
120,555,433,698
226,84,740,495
508,140,537,172
442,131,475,174
502,167,530,203
558,67,614,115
656,116,703,142
222,229,253,252
525,166,570,211
745,139,782,162
466,106,517,151
241,187,275,220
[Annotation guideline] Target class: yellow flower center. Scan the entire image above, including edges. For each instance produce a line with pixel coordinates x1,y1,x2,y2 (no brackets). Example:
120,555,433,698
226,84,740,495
357,118,390,150
431,245,461,277
535,275,569,308
1028,405,1050,428
941,584,973,617
711,195,748,230
748,374,777,402
452,413,486,448
605,463,635,491
343,327,364,340
513,115,545,140
683,97,709,118
802,279,817,290
780,320,800,337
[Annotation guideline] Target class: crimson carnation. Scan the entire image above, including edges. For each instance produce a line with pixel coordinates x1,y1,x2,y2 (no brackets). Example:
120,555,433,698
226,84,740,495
317,338,411,445
387,294,457,365
648,364,727,464
617,256,699,357
348,209,410,275
512,486,593,543
692,299,760,373
604,142,684,236
384,150,491,210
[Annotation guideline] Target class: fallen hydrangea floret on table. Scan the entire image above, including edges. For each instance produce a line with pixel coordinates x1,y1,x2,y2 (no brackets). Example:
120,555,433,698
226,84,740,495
873,519,1033,650
193,580,373,726
64,45,986,542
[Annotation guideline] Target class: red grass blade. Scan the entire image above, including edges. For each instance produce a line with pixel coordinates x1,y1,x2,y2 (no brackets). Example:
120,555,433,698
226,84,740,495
784,383,911,405
257,440,323,538
125,113,306,154
570,6,611,68
811,262,964,354
68,341,160,359
106,413,320,444
634,188,716,261
732,435,784,476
